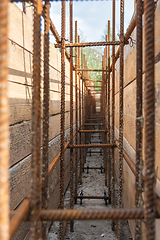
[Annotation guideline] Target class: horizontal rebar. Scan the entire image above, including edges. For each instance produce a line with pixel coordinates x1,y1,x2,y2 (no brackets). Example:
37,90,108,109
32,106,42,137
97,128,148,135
86,79,102,82
82,167,103,170
76,196,104,199
69,144,116,148
84,123,103,126
79,130,106,133
87,86,101,88
87,151,102,153
77,69,109,72
55,41,120,48
40,208,144,221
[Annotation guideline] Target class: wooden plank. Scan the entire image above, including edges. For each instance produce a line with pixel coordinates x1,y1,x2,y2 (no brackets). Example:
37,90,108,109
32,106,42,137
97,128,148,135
9,113,71,168
9,128,71,211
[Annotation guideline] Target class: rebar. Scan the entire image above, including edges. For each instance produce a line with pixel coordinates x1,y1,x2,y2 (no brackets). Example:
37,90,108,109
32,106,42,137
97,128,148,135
0,0,9,239
69,144,116,148
40,208,144,221
75,21,79,189
30,0,41,238
59,0,66,238
69,0,74,232
102,52,107,187
55,41,120,48
77,69,109,72
118,0,124,238
79,130,106,133
135,0,143,239
107,20,111,202
78,36,83,186
111,0,116,228
144,0,155,239
42,1,50,239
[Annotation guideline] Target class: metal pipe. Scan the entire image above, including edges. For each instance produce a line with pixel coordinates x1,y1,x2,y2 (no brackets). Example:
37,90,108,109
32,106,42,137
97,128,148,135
40,208,144,221
30,1,41,238
0,0,9,239
144,0,155,239
42,1,50,239
59,0,66,238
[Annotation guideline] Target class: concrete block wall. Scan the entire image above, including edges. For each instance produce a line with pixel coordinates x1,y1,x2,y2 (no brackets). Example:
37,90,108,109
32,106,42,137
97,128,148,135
113,1,160,239
8,3,84,239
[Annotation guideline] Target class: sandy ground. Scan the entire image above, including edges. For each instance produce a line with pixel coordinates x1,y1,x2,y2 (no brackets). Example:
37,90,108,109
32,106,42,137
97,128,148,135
48,133,132,240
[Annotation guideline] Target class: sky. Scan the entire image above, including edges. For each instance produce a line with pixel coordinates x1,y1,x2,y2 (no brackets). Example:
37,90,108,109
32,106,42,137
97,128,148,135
49,0,134,43
16,0,134,43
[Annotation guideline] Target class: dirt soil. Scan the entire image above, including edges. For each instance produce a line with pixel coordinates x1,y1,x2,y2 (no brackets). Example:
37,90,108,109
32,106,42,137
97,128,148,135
48,133,132,240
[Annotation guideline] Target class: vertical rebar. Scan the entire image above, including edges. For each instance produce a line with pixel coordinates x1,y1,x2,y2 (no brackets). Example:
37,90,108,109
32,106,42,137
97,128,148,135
118,0,124,238
78,35,82,187
31,0,42,238
135,0,143,239
111,0,116,229
108,21,111,203
42,1,50,239
81,48,84,168
75,21,79,190
103,50,107,187
59,0,66,238
0,1,9,239
69,0,74,232
105,36,108,188
144,0,155,239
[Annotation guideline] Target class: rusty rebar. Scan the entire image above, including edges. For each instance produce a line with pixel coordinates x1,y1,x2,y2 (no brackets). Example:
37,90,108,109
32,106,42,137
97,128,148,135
78,36,83,186
59,0,66,238
102,52,107,187
76,69,109,72
30,0,41,239
81,48,85,171
0,0,9,239
75,21,79,190
69,144,116,149
107,20,111,202
55,41,120,48
69,0,74,232
144,0,155,239
111,0,116,225
84,123,103,126
79,130,106,133
40,208,144,221
105,36,108,188
42,1,50,239
118,0,124,238
135,0,143,239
